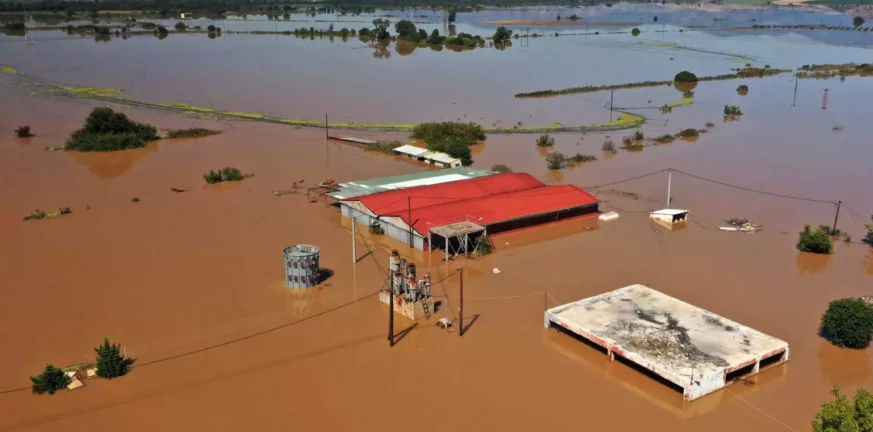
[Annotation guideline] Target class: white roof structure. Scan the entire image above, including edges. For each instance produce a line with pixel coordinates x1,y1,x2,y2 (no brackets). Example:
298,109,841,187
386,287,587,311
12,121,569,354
650,209,689,216
545,284,789,401
394,145,430,157
425,152,460,165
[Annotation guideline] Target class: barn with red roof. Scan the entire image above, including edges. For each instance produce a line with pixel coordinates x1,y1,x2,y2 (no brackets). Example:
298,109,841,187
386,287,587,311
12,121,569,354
339,173,599,251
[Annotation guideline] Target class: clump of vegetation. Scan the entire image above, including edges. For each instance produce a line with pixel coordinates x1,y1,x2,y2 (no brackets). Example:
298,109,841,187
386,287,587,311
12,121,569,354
818,224,851,242
631,28,641,36
493,26,512,45
15,125,33,138
653,134,676,144
204,167,247,184
705,122,716,129
536,134,555,148
364,140,403,154
602,138,616,153
724,105,743,116
475,235,493,256
131,197,140,203
372,18,390,39
812,386,873,432
854,16,865,27
23,207,71,222
66,107,158,152
369,222,384,235
737,84,749,95
174,22,187,31
632,130,644,141
674,71,698,83
567,153,597,164
620,131,644,151
797,225,834,254
676,128,699,139
427,29,444,44
412,122,483,166
166,128,221,139
491,164,513,173
95,338,134,379
660,105,672,114
30,364,70,395
546,151,567,170
865,214,873,246
821,299,873,348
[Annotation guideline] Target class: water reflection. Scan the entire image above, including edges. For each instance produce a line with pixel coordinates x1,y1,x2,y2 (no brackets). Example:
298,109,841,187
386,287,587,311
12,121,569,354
817,339,870,386
864,250,873,276
395,40,417,56
796,252,833,275
372,41,391,59
66,142,159,180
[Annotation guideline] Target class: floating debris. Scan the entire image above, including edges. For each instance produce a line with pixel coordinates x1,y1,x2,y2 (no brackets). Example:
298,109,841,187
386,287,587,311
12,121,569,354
45,145,66,151
599,211,620,222
170,187,188,193
23,207,72,221
720,218,761,233
492,268,501,274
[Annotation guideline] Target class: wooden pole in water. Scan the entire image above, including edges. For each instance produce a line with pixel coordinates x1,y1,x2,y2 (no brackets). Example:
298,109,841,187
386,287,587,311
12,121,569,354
352,217,356,264
667,168,673,207
609,90,614,123
389,279,395,346
459,268,464,337
833,200,842,235
792,77,798,107
324,113,329,138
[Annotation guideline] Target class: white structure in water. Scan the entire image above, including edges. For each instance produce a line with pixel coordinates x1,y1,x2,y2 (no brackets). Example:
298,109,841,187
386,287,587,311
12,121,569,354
544,284,789,401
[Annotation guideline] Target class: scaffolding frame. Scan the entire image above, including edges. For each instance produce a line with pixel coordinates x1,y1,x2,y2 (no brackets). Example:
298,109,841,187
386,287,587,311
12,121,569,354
428,216,487,261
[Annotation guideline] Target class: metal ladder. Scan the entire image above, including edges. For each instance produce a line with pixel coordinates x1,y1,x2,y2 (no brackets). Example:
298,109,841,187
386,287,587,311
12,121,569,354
421,296,431,318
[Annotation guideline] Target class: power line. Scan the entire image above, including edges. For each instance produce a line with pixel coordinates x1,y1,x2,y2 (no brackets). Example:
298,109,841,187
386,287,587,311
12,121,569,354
673,169,836,204
582,168,668,189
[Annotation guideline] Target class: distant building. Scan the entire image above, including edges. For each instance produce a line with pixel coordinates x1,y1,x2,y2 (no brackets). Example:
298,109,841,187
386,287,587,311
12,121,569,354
392,144,461,168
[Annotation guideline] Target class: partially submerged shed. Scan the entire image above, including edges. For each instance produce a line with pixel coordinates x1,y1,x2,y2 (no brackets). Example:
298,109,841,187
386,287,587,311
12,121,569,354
545,284,789,401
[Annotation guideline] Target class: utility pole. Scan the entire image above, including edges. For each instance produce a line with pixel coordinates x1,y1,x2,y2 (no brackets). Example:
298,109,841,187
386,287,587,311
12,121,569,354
324,113,329,138
833,201,842,234
351,217,356,264
792,77,798,107
822,89,829,110
459,268,464,337
388,277,395,346
666,168,673,207
609,90,614,123
407,196,413,248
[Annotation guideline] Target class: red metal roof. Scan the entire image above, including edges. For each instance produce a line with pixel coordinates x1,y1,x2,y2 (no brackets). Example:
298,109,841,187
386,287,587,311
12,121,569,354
345,173,545,216
408,185,599,234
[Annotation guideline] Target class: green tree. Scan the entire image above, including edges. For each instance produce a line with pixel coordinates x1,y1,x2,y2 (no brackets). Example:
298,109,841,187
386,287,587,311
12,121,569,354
854,16,865,27
631,28,641,36
427,29,443,44
798,225,834,254
448,9,457,23
436,136,473,166
821,298,873,349
493,26,512,45
674,71,698,82
812,386,873,432
546,151,567,170
864,214,873,246
536,134,555,147
30,364,70,395
95,338,134,379
174,21,187,31
372,18,390,39
395,19,416,38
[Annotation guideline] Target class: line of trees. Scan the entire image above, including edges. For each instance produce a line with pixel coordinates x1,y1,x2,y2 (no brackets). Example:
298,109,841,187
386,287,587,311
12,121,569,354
31,338,133,395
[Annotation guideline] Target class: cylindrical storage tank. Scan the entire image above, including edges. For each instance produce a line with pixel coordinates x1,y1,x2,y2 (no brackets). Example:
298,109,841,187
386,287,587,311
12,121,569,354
284,244,320,289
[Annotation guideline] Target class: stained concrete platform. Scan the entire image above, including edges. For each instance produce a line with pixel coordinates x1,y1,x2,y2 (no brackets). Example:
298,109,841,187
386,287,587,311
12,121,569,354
544,284,789,401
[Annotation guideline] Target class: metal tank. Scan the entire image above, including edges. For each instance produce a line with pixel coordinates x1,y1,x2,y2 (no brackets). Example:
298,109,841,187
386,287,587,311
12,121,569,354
284,244,320,288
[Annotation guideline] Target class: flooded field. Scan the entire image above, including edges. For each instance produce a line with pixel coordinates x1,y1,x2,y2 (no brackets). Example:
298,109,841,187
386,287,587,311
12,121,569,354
1,3,872,431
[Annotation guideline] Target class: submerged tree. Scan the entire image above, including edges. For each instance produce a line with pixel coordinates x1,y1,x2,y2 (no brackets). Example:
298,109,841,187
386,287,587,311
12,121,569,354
546,151,567,170
812,386,873,432
31,364,70,395
95,338,134,379
798,225,834,254
493,26,512,45
372,18,390,39
674,71,698,83
631,28,641,36
535,134,555,148
854,16,865,27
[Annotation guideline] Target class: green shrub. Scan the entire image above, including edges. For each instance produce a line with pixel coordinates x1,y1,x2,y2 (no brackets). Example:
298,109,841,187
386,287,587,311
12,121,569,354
602,138,616,153
475,235,493,255
567,153,597,163
369,222,384,235
174,21,187,31
821,298,873,348
30,364,70,395
427,29,444,44
66,107,158,152
412,122,485,148
724,105,743,115
676,128,699,139
166,128,221,138
95,338,134,379
204,167,246,184
493,26,512,44
631,28,640,36
798,225,834,254
546,151,566,170
660,104,672,114
365,140,403,154
653,134,676,144
674,71,698,82
865,214,873,246
491,164,513,173
737,84,749,94
15,125,33,138
854,16,865,27
812,386,873,432
536,134,555,148
140,22,157,30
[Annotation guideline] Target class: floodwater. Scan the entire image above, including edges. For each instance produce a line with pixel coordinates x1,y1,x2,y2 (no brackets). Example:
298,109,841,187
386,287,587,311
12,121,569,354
1,3,872,431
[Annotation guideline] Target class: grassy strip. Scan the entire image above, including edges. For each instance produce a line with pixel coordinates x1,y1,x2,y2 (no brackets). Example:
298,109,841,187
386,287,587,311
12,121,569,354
515,67,790,98
796,63,873,79
667,98,694,108
64,86,123,96
2,65,20,74
166,128,221,138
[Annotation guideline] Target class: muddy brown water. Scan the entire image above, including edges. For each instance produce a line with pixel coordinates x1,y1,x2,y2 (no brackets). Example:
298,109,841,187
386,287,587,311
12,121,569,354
1,21,873,432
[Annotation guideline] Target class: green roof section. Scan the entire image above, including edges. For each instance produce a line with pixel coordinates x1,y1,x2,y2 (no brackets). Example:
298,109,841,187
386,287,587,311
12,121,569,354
329,167,494,200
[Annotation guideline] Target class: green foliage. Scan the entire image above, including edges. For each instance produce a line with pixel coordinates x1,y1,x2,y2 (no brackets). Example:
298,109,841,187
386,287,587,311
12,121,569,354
737,84,749,94
475,235,493,256
724,105,743,115
166,128,220,138
865,214,873,246
821,299,873,348
433,136,473,166
812,386,873,432
602,138,616,153
204,167,245,184
546,151,566,170
372,18,390,39
798,225,834,254
493,26,512,44
676,128,699,138
395,19,416,39
140,22,157,30
653,134,676,144
567,153,597,164
491,164,513,173
30,364,70,395
855,16,865,27
95,338,134,379
364,140,403,154
369,222,384,235
207,24,216,32
174,21,187,31
535,134,555,148
631,28,641,36
448,10,457,23
23,209,47,221
412,122,485,149
15,125,33,138
427,29,444,44
674,71,698,83
358,27,371,37
66,108,158,152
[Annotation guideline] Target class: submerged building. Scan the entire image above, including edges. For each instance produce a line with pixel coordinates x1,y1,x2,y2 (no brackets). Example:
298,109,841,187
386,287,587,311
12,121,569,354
339,173,599,251
327,167,493,201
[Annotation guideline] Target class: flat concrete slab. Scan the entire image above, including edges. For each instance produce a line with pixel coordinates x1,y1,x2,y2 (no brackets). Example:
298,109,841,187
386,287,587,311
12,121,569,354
545,284,789,401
